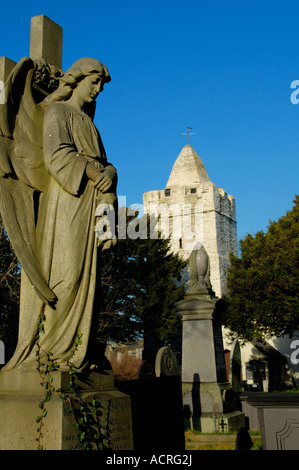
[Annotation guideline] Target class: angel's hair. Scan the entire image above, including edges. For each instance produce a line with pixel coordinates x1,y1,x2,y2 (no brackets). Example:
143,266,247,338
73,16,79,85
41,58,111,108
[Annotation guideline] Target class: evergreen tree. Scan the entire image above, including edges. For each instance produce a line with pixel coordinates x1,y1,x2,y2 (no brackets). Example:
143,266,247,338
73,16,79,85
222,195,299,342
0,217,20,363
99,209,187,345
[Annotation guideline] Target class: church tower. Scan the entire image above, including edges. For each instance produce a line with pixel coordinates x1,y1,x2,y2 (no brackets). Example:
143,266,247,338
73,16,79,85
143,144,237,297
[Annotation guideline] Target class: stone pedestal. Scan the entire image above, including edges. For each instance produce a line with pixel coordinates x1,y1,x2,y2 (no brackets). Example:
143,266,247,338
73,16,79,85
245,393,299,450
0,368,133,450
178,288,244,433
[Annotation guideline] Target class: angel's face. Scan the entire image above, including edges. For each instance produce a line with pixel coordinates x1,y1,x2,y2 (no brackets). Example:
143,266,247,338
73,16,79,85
74,74,104,105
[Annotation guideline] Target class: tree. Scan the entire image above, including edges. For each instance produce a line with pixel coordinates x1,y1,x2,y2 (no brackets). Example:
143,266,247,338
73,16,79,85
222,195,299,342
0,216,20,363
98,209,187,347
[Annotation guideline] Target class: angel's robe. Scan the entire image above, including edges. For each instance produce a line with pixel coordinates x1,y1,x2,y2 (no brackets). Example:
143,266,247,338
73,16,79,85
3,101,117,371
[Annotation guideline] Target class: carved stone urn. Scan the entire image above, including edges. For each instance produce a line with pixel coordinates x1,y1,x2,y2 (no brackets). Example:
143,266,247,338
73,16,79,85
187,244,212,295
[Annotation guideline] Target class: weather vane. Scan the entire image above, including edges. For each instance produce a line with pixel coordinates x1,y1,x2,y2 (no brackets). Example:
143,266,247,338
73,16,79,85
181,127,196,144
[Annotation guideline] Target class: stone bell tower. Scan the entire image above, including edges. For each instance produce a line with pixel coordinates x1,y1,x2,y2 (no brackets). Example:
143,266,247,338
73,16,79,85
143,144,237,297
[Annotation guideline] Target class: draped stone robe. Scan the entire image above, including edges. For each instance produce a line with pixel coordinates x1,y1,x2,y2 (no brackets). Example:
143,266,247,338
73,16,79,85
4,101,116,371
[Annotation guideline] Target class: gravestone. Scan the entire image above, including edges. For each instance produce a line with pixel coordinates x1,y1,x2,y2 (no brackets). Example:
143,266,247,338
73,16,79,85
246,359,266,391
229,339,241,392
177,245,245,432
212,308,228,382
155,346,179,377
0,14,133,450
136,360,156,379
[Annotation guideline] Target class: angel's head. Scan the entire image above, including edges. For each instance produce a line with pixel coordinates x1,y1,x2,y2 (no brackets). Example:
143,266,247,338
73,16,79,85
62,58,111,94
41,58,111,110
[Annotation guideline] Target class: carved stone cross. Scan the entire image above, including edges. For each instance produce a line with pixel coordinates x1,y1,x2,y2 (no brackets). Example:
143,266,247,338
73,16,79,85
0,15,63,95
29,15,63,68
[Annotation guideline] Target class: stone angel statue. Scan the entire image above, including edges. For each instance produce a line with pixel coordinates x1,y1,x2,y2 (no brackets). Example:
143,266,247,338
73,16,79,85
0,56,117,371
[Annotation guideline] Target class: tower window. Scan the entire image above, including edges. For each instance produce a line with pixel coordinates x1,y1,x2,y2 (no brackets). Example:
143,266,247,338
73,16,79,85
165,189,171,197
190,188,197,194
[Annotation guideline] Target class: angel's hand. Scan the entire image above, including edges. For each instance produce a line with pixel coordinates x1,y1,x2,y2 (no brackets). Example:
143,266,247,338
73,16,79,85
86,163,115,193
93,171,113,193
86,163,103,186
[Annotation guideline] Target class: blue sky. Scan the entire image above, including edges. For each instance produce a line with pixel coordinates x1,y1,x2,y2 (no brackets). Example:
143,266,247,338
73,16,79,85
0,0,298,244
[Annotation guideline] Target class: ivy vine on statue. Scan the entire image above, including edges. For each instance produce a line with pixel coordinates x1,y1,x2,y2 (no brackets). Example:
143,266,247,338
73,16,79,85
0,56,117,371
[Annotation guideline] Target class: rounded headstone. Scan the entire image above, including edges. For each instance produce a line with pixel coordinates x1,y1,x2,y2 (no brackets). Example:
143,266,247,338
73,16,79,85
136,360,156,379
155,347,179,377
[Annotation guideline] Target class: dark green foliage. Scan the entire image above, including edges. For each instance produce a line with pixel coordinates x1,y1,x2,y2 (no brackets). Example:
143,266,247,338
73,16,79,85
0,216,20,363
99,209,187,344
222,195,299,342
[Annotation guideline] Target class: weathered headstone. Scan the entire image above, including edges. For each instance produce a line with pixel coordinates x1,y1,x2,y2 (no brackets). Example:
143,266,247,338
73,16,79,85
136,360,156,379
212,307,228,382
155,346,179,377
229,339,241,392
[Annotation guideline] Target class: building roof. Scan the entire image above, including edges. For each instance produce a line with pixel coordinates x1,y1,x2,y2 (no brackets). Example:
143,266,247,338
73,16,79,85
166,144,210,188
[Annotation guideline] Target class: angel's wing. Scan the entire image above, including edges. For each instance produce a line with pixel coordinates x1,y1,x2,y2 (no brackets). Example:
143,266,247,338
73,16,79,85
0,57,56,305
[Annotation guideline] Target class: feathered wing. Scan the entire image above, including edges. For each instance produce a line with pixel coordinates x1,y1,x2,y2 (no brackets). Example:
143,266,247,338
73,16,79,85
0,57,56,305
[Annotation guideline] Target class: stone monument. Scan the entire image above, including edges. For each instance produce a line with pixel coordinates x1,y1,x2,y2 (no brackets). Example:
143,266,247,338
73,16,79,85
136,360,156,379
229,339,241,393
177,244,244,432
0,15,133,450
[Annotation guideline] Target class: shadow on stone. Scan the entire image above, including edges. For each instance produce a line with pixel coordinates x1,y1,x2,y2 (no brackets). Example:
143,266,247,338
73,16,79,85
191,373,202,431
117,375,185,451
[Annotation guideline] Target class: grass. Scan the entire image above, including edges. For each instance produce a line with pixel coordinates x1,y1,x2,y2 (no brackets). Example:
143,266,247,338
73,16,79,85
185,430,262,451
280,387,299,393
